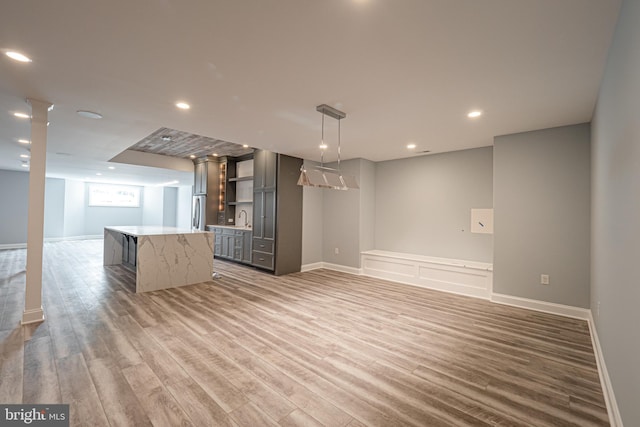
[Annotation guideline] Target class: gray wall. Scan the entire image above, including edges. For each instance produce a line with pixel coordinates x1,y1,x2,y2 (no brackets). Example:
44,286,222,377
44,177,65,238
0,171,66,244
0,174,186,244
359,159,376,254
63,180,86,237
0,170,29,245
163,187,178,227
375,147,494,262
591,0,639,423
322,159,363,268
493,124,591,307
142,186,163,226
301,168,324,265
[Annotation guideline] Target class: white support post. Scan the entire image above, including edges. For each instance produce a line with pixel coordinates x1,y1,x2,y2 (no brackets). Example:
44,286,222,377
22,99,53,325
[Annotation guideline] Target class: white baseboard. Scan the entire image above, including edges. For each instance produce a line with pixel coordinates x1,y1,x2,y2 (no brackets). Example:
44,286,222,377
301,262,324,272
45,234,103,242
490,293,590,320
0,235,104,250
321,262,363,275
0,243,27,250
587,312,623,427
300,261,363,275
21,307,45,325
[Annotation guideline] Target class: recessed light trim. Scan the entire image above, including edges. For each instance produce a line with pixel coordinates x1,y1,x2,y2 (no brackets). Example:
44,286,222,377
161,135,172,141
242,144,249,148
189,155,196,159
467,110,482,118
6,51,32,63
77,110,103,119
176,102,190,110
108,166,115,170
13,112,30,119
20,154,30,158
212,153,219,157
407,143,417,150
21,164,29,168
18,139,30,144
319,143,328,150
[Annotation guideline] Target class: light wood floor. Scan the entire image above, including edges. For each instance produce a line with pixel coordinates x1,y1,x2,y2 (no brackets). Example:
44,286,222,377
0,240,608,426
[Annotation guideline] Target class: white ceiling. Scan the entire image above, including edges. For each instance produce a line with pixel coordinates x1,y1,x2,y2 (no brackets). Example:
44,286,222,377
0,0,621,186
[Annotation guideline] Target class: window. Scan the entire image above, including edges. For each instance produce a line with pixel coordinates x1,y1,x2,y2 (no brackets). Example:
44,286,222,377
88,184,141,207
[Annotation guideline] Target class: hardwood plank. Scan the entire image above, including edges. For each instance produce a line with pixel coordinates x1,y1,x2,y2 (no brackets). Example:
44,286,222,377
0,328,24,403
229,401,280,427
121,363,194,427
86,357,153,427
279,409,325,427
22,336,61,404
57,353,110,427
167,378,237,427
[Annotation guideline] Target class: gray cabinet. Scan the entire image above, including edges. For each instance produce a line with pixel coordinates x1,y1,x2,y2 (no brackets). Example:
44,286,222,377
194,161,207,195
208,226,252,265
251,150,303,275
253,150,277,190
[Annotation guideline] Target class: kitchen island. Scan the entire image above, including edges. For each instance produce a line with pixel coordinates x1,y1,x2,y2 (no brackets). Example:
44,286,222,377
104,226,214,293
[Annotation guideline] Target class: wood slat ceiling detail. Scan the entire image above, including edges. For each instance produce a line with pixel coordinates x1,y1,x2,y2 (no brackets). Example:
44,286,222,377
128,127,254,159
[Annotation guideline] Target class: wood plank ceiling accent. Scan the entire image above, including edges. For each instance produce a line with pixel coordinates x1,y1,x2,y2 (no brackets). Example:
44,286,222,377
128,127,254,159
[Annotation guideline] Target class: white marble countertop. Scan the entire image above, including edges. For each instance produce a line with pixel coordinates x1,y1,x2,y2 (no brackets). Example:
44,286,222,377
105,226,212,237
206,225,253,231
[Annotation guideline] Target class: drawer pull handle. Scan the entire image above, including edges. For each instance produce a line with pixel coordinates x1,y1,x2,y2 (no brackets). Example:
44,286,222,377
260,244,265,248
259,258,265,261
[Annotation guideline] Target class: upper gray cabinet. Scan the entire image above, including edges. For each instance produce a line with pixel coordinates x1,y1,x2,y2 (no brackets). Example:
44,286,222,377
253,150,277,190
194,161,207,195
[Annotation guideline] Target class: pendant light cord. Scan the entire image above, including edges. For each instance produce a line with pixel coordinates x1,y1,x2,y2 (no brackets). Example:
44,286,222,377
337,117,341,172
320,112,325,167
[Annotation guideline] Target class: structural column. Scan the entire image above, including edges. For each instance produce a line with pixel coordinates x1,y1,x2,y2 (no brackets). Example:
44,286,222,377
22,99,53,325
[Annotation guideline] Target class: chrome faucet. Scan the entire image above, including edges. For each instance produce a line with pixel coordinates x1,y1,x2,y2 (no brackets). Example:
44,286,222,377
238,209,248,227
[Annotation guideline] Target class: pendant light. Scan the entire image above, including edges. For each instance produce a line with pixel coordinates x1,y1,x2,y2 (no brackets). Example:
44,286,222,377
297,104,359,190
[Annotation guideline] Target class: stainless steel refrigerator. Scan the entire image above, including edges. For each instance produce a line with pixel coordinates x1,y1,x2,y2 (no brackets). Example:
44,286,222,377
192,195,206,230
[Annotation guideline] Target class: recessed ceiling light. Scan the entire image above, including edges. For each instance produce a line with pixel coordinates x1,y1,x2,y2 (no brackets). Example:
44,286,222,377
6,51,32,63
18,139,30,144
108,166,115,170
242,144,249,148
13,112,30,119
467,110,482,118
161,135,172,141
21,164,29,168
407,143,417,149
189,155,196,159
319,143,328,150
77,110,103,119
176,102,190,110
96,173,102,176
20,154,30,158
212,153,219,157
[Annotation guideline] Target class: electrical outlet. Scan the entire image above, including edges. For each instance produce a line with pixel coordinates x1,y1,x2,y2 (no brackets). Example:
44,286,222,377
334,247,339,255
540,274,550,285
